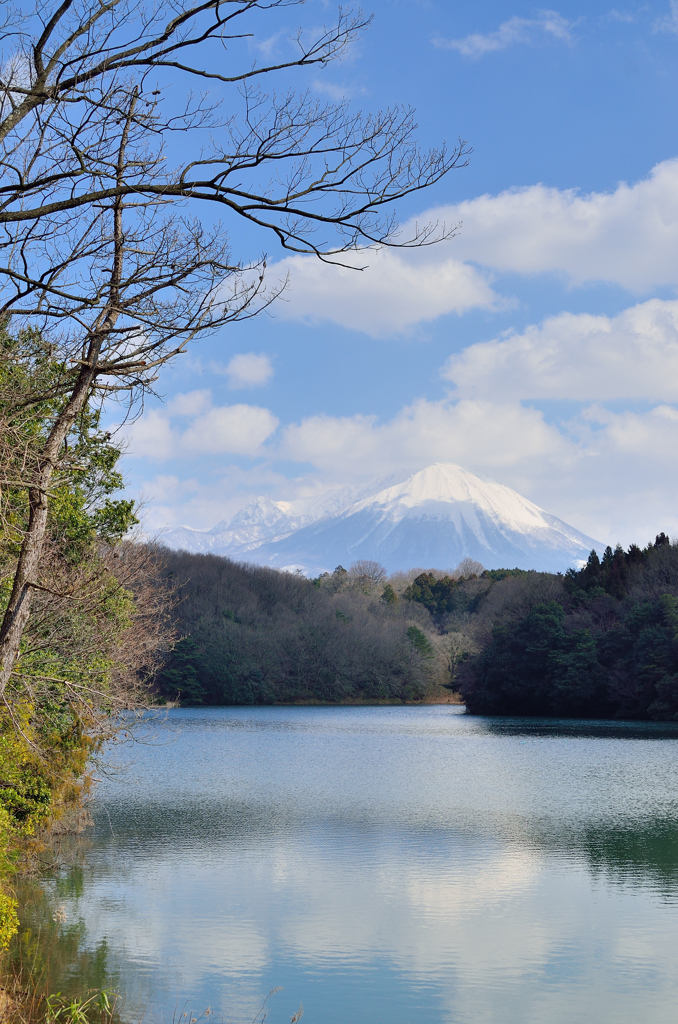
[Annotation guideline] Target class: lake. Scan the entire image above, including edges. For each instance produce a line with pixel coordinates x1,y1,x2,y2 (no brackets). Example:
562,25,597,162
35,706,678,1024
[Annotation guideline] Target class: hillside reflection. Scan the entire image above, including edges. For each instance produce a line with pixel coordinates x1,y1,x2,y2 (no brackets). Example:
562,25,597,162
481,716,678,741
87,794,678,898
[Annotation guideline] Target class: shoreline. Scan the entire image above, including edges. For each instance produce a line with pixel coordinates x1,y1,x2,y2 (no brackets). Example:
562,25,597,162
172,694,465,708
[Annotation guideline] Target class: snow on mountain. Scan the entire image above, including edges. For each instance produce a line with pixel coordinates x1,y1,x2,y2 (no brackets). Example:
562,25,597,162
160,463,603,574
158,497,297,556
158,477,397,557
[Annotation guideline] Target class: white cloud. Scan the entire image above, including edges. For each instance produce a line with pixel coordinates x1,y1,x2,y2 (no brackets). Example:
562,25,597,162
181,405,278,455
607,9,636,24
251,29,286,57
272,249,501,337
280,398,568,482
312,78,366,101
123,409,175,459
434,158,678,292
167,389,212,416
442,298,678,401
266,160,678,337
434,10,574,58
219,352,274,389
582,402,678,459
121,392,279,460
656,1,678,33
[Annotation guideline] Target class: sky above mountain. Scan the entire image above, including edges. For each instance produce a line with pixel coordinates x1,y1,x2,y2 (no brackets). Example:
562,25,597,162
115,1,678,550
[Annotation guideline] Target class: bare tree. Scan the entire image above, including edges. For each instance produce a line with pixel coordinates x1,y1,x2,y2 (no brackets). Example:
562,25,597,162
349,559,387,585
14,540,176,727
0,1,469,696
454,557,485,580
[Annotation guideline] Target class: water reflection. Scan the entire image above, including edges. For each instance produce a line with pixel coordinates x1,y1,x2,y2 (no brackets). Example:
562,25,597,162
32,708,678,1024
480,716,678,740
544,819,678,896
11,864,120,1011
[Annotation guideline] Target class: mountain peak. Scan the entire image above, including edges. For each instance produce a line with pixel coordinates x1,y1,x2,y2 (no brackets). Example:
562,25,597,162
350,463,551,534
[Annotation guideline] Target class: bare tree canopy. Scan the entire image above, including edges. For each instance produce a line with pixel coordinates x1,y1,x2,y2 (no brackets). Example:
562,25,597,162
0,0,467,260
455,557,485,580
349,559,387,584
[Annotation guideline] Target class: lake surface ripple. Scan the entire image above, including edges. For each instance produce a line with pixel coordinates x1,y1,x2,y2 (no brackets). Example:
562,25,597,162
48,707,678,1024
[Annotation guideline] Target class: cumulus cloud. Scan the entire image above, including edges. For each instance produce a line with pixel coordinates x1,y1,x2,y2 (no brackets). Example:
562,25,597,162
433,158,678,292
266,160,678,336
442,298,678,401
272,249,501,336
124,409,175,459
656,1,678,33
167,389,211,415
181,405,278,454
121,391,279,460
280,398,569,481
434,10,574,58
218,353,274,389
582,402,678,458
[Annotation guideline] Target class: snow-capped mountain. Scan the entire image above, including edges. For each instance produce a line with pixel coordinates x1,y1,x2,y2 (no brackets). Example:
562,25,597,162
160,463,603,574
161,497,303,557
159,477,398,558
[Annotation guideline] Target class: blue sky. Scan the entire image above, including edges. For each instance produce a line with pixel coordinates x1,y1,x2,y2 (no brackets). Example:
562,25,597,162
119,0,678,547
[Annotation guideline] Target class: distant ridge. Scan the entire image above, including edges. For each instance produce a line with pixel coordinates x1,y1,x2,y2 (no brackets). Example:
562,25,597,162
160,463,603,575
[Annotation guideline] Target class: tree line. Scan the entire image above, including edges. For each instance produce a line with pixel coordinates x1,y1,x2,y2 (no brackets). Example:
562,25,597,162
155,537,678,720
155,554,454,705
440,537,678,720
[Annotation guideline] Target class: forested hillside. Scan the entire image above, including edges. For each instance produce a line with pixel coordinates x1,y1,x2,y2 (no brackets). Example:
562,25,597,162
156,553,452,704
158,538,678,720
453,536,678,719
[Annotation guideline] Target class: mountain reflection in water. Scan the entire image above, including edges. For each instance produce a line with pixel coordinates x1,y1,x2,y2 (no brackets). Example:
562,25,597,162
31,707,678,1024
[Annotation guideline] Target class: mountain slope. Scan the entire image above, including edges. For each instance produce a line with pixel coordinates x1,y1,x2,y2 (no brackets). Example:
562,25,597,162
158,477,399,557
250,464,601,573
160,463,602,574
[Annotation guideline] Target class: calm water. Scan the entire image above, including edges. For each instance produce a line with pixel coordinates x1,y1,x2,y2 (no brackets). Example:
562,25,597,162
41,706,678,1024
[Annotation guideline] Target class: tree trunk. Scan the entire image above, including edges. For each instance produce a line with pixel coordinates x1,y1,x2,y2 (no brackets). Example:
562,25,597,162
0,367,94,696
